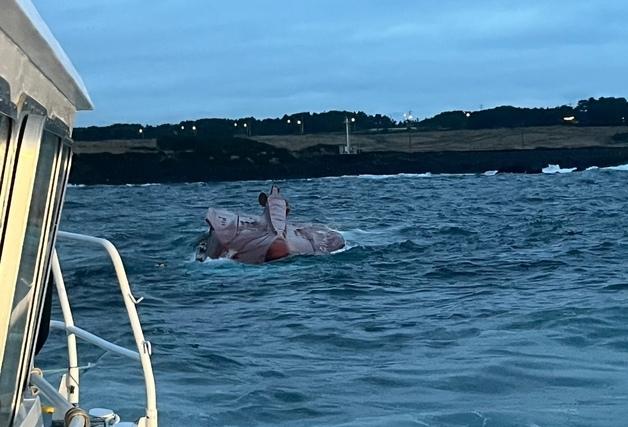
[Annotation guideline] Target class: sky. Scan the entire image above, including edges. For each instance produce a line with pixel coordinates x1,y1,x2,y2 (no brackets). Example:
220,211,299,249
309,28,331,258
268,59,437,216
35,0,628,127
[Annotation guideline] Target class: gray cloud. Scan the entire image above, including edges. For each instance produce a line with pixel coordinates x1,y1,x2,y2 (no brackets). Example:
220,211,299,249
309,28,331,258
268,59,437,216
34,0,628,125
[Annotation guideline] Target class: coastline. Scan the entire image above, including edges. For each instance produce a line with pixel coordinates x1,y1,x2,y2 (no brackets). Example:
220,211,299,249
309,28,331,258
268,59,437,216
68,125,628,184
69,145,628,185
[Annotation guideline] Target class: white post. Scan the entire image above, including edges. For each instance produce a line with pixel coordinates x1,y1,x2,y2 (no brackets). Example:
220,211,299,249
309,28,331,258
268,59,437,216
51,249,80,405
344,117,351,154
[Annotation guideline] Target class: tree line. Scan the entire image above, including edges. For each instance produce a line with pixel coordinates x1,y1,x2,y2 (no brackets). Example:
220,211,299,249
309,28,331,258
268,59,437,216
73,110,396,142
73,97,628,146
419,97,628,130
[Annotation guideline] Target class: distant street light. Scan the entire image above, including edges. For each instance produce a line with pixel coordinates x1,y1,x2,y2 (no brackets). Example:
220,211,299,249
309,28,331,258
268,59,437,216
296,119,304,134
234,121,250,136
138,127,144,139
180,125,185,130
465,112,471,118
287,119,291,124
192,125,197,131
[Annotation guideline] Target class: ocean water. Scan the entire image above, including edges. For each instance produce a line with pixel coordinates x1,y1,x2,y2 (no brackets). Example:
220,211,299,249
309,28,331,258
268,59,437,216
37,167,628,427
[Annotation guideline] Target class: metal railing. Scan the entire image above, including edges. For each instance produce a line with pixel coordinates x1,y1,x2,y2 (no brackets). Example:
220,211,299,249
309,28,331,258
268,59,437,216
30,370,88,427
43,231,158,427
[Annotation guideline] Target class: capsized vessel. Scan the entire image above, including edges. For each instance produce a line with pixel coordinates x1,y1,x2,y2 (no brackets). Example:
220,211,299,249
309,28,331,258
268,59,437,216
196,186,345,264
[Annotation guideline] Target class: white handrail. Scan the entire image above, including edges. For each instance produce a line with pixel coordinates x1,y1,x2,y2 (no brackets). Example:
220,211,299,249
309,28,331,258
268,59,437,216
31,373,90,427
49,320,140,361
51,249,80,404
29,371,73,415
56,230,158,427
30,371,89,427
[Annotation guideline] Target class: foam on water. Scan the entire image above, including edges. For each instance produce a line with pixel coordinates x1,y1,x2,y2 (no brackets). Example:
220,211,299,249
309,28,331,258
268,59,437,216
191,255,236,265
542,164,576,174
603,163,628,171
353,172,432,179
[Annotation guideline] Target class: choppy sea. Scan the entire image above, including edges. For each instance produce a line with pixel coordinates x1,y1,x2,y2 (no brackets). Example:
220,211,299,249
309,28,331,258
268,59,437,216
38,166,628,426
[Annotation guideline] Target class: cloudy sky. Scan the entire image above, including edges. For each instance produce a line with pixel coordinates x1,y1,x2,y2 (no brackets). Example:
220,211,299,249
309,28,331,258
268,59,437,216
35,0,628,126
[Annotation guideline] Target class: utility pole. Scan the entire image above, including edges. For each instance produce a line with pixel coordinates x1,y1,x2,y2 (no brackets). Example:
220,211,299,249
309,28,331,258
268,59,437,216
344,116,356,154
404,111,414,151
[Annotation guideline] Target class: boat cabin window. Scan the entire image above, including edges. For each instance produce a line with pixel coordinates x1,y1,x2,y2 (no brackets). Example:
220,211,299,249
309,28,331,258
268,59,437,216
0,124,65,426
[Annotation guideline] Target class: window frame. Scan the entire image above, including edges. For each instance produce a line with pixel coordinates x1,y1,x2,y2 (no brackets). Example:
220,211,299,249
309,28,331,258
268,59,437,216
0,113,14,238
0,108,71,425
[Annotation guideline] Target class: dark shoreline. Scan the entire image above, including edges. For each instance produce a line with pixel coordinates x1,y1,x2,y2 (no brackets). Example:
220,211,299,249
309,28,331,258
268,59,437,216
69,146,628,185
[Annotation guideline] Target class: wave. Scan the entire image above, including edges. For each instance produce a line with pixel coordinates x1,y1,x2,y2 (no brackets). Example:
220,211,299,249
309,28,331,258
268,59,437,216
339,228,387,251
602,163,628,171
67,184,87,188
585,166,599,171
124,183,162,187
340,172,485,180
352,172,432,179
331,245,353,254
193,256,243,267
483,170,498,176
341,228,380,236
542,164,576,174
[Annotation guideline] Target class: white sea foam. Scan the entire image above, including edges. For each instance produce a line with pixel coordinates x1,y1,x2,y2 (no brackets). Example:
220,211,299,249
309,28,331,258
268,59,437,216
203,257,236,265
124,183,162,187
585,166,599,171
67,184,86,188
398,172,432,178
483,170,498,176
542,164,576,174
353,173,432,179
191,254,239,266
603,163,628,171
331,244,353,254
352,172,484,179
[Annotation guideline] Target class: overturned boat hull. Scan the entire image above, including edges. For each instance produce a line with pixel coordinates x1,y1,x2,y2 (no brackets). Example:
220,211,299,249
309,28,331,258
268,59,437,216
196,187,344,264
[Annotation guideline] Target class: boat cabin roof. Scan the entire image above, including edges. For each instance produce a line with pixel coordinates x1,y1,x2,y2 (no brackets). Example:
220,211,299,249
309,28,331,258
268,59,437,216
0,0,92,117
